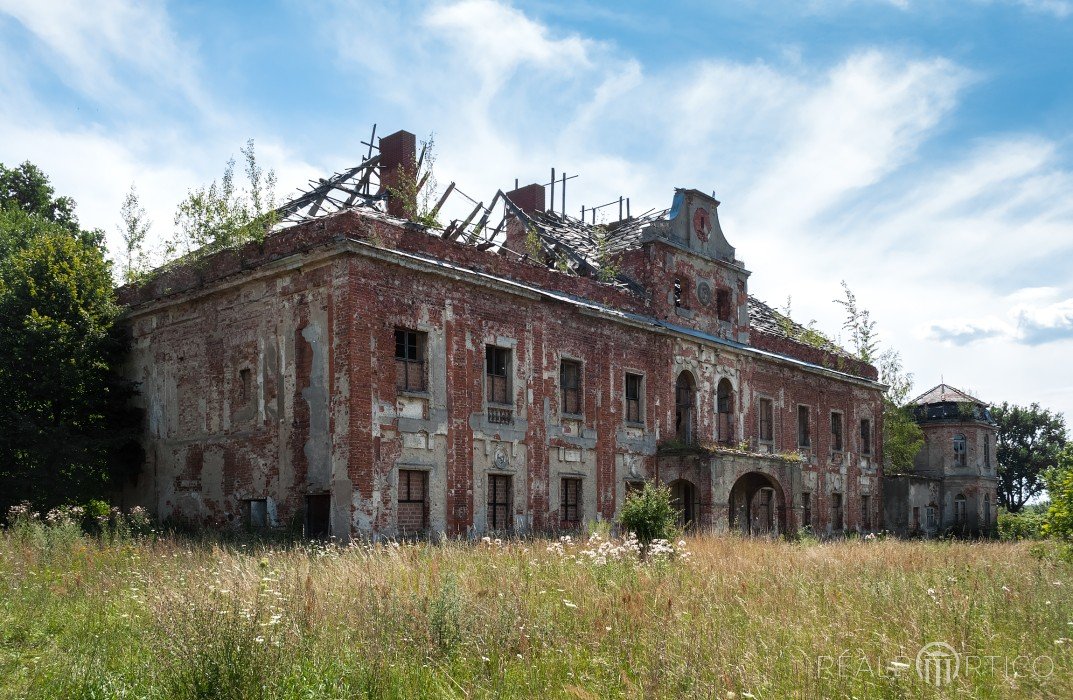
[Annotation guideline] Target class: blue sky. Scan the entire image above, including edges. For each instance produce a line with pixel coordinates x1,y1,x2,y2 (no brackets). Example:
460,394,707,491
1,0,1071,421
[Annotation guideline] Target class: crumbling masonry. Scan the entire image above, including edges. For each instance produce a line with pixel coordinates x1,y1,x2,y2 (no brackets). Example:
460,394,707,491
119,129,893,539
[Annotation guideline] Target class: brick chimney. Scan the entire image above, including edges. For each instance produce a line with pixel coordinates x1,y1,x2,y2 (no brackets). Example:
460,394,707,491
506,183,545,215
378,130,417,219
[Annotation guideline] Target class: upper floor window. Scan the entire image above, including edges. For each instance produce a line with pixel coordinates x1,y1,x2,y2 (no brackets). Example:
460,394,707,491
984,434,991,468
675,371,696,443
395,328,427,392
673,278,684,308
797,405,810,448
560,359,582,416
830,412,844,453
717,378,734,444
953,433,967,467
716,288,733,322
860,418,872,456
486,345,513,425
758,398,774,447
625,373,643,423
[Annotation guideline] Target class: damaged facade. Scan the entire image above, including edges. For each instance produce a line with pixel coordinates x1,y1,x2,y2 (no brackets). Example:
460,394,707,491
882,384,999,537
119,129,887,540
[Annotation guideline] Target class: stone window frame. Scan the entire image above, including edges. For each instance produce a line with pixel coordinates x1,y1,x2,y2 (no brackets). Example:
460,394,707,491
624,371,645,426
485,343,514,424
559,476,583,527
859,417,873,456
796,404,811,450
397,468,430,535
830,492,844,531
757,395,775,450
487,472,513,532
559,356,584,418
952,433,967,467
394,327,428,394
242,498,268,530
830,410,845,456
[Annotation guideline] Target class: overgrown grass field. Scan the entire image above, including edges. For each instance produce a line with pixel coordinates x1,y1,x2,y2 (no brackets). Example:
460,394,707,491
1,524,1072,699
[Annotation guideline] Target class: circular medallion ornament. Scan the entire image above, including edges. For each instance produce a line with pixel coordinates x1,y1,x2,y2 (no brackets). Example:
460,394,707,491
697,281,713,306
692,207,711,242
494,448,509,470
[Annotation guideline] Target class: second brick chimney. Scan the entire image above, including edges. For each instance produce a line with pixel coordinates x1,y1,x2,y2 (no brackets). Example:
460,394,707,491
378,130,417,219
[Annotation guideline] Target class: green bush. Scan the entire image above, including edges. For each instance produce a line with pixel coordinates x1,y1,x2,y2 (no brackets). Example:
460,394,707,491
997,508,1047,541
618,481,678,545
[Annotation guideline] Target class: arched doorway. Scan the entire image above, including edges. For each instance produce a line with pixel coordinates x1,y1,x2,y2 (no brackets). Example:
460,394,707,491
675,371,696,443
669,479,698,530
729,472,786,536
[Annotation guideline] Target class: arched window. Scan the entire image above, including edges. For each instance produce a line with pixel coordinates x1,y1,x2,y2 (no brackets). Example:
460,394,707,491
954,494,967,524
953,434,967,467
675,371,696,443
717,378,734,444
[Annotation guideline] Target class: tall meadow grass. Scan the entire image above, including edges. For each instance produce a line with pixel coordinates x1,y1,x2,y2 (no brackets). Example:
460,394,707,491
1,520,1071,698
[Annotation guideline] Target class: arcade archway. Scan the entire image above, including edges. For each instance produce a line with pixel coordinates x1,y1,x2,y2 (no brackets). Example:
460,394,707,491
729,471,786,536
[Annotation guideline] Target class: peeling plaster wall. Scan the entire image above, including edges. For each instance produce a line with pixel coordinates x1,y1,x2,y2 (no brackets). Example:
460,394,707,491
121,210,885,540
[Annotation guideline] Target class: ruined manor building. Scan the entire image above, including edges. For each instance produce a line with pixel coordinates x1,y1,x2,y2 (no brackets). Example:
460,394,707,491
883,384,999,536
119,130,886,539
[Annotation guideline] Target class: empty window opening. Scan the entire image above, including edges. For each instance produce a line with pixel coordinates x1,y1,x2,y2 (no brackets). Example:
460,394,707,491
953,433,967,467
395,328,427,392
802,492,812,528
926,505,937,530
860,419,872,456
675,371,696,443
560,360,582,415
831,492,844,531
830,412,844,453
487,474,512,532
305,493,331,540
673,278,683,308
243,498,267,530
398,470,429,535
670,479,697,529
239,368,252,403
625,373,643,423
560,478,582,526
486,345,513,424
861,494,871,530
797,405,811,448
717,378,734,444
716,288,733,322
912,506,921,531
758,398,774,449
984,435,991,468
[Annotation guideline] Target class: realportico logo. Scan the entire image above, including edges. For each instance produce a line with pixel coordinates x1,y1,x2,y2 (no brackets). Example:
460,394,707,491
915,641,959,686
815,641,1055,686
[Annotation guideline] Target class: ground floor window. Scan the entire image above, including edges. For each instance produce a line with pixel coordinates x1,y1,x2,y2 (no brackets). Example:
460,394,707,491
831,493,843,531
801,492,812,528
669,479,696,529
860,494,871,531
560,477,582,527
398,469,428,534
243,498,268,530
487,474,512,531
926,506,937,530
305,493,330,539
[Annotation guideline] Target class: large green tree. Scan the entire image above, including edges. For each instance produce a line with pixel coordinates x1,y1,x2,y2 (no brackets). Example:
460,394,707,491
992,402,1067,512
0,163,140,514
1043,445,1073,539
